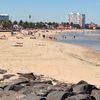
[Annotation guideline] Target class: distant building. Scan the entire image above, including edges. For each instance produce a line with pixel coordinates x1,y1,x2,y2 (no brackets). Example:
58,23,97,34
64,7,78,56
0,14,9,21
68,13,85,28
87,23,97,29
57,24,65,29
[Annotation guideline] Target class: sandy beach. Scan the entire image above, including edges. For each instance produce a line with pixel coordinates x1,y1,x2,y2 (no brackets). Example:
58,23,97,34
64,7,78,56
0,30,100,87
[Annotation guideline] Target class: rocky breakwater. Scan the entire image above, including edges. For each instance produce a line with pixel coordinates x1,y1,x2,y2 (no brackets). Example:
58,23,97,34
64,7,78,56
0,69,100,100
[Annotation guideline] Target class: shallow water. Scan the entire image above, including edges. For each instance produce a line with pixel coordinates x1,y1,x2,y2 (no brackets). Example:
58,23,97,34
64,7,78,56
56,30,100,51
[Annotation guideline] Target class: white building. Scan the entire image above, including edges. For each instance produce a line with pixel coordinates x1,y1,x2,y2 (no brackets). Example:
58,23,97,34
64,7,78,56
68,13,85,28
0,14,9,21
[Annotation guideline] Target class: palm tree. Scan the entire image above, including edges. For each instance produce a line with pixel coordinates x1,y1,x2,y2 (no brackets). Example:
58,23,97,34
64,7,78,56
19,20,24,27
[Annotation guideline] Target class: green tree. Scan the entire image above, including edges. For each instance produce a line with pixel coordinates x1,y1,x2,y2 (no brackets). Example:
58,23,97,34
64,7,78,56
73,24,81,29
19,20,24,27
13,21,18,25
23,21,29,28
1,20,12,29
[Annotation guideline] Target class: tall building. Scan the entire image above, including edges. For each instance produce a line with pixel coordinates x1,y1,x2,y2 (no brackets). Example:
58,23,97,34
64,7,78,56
68,13,85,28
0,14,9,21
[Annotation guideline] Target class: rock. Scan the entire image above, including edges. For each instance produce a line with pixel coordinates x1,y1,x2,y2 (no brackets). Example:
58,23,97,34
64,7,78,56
53,84,72,92
33,83,51,89
72,83,97,94
0,82,12,90
77,80,88,85
17,73,36,80
0,89,4,98
0,90,24,100
11,78,29,85
47,85,72,93
65,94,92,100
8,85,24,92
4,78,29,91
29,83,52,96
41,80,52,85
0,79,4,81
91,89,100,100
18,86,33,95
0,72,99,100
3,74,15,79
28,80,52,87
0,69,7,74
47,91,70,100
35,89,51,97
21,94,46,100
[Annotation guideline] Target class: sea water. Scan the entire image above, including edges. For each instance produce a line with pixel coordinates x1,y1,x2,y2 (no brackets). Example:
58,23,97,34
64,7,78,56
56,30,100,51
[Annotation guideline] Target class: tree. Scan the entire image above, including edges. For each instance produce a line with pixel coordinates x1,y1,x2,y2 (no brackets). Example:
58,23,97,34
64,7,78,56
23,21,29,28
70,22,74,27
29,22,35,28
73,24,81,29
19,20,24,27
13,21,18,25
1,20,12,29
61,22,67,27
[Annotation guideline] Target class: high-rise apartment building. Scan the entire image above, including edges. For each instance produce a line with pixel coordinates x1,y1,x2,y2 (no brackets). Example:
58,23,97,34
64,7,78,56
68,13,85,28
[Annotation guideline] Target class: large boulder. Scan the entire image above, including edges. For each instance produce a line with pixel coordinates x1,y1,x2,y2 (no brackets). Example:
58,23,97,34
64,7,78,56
91,89,100,100
4,78,29,91
72,82,97,94
65,94,93,100
47,91,71,100
8,85,24,92
21,94,46,100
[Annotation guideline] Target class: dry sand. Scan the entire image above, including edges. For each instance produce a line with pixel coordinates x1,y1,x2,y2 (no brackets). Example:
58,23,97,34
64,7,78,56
0,30,100,87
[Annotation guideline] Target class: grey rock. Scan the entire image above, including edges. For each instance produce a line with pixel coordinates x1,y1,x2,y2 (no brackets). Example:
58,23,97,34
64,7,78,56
8,85,24,92
27,80,52,87
47,91,70,100
0,90,24,100
91,89,100,100
17,73,36,80
0,82,12,90
21,94,46,100
65,94,93,100
35,89,51,97
72,84,97,94
77,80,88,85
0,69,7,74
11,78,29,85
33,83,51,89
3,74,15,79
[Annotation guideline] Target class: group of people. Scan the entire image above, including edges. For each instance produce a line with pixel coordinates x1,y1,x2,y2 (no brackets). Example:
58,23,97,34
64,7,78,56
62,35,76,39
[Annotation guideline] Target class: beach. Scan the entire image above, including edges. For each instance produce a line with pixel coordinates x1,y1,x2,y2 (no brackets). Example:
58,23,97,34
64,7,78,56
0,30,100,87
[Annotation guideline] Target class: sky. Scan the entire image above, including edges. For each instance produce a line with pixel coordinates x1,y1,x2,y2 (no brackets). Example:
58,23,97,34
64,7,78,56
0,0,100,24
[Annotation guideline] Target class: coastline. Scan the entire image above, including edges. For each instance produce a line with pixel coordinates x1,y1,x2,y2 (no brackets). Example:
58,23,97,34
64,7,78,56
0,30,100,87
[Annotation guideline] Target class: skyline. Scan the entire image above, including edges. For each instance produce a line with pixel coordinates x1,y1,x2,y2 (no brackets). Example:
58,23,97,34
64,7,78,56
0,0,100,24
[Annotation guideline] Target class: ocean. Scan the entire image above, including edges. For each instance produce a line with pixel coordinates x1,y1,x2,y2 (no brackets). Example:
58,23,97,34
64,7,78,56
56,30,100,51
